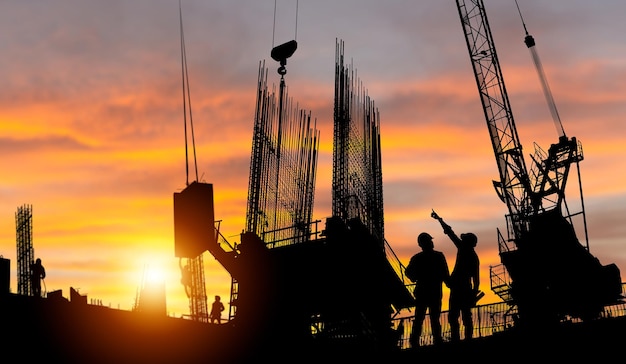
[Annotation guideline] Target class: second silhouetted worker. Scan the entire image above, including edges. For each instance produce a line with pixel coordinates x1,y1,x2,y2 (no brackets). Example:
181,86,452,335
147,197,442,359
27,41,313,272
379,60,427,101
432,210,480,342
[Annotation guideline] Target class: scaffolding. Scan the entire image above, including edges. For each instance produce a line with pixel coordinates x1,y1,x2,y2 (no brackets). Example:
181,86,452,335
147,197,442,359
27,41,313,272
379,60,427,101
333,39,385,243
193,39,412,353
229,56,319,321
16,204,34,296
245,59,320,246
182,255,208,322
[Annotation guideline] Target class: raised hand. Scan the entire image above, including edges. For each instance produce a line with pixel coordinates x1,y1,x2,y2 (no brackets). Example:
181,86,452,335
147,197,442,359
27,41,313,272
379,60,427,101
432,210,452,235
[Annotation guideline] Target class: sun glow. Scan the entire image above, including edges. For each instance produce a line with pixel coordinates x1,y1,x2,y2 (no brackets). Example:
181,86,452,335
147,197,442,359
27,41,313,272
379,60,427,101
143,264,166,286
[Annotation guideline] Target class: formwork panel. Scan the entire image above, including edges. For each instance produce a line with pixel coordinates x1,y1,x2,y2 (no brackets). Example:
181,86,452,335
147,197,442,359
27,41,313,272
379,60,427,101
173,181,216,258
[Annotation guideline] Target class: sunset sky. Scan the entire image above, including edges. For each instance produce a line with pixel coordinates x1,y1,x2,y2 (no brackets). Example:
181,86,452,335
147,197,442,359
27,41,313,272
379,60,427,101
1,0,625,318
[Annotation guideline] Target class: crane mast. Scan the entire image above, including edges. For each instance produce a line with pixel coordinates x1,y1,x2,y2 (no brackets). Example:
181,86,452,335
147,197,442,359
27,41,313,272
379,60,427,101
455,0,622,325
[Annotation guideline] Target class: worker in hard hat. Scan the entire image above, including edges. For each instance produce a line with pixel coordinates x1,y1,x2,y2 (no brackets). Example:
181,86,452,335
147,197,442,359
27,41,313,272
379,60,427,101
210,295,225,324
404,231,450,348
432,210,481,342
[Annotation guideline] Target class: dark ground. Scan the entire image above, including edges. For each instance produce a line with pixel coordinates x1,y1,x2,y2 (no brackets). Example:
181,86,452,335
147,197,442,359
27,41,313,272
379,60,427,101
391,315,626,361
3,293,625,363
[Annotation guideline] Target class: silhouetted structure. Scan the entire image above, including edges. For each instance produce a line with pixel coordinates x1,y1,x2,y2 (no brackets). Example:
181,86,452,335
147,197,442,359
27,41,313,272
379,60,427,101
133,267,167,316
174,184,211,322
333,39,385,241
245,57,319,244
169,38,414,358
4,5,625,361
16,204,35,297
455,0,622,326
172,7,212,323
0,256,9,295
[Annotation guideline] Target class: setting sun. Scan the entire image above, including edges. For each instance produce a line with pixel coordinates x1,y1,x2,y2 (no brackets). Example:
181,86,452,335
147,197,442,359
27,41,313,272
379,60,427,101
143,264,166,285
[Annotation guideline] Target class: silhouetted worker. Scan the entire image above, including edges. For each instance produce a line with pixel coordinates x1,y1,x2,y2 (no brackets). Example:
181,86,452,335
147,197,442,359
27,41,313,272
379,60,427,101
30,258,46,298
210,295,225,324
405,232,450,347
179,260,192,298
432,210,480,342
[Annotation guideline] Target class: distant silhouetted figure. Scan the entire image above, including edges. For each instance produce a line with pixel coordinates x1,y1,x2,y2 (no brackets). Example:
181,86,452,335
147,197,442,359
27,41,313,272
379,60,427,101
405,232,450,347
432,210,480,342
210,295,225,324
30,258,46,298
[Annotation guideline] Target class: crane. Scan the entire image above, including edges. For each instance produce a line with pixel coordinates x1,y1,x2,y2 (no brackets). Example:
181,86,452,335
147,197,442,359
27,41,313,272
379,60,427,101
454,0,622,326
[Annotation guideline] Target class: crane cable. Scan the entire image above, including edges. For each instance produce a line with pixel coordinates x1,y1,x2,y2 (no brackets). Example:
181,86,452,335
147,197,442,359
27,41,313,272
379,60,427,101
515,0,566,138
179,0,199,186
272,0,299,49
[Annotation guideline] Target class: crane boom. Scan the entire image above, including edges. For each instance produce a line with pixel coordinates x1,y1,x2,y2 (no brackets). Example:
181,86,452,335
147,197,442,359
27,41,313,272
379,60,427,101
455,0,531,239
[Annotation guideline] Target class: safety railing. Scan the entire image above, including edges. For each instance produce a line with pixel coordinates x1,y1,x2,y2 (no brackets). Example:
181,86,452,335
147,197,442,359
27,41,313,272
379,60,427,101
384,238,414,298
393,284,626,350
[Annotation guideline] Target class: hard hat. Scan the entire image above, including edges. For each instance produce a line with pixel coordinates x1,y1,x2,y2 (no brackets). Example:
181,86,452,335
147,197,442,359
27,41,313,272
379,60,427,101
461,232,478,247
418,232,433,247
